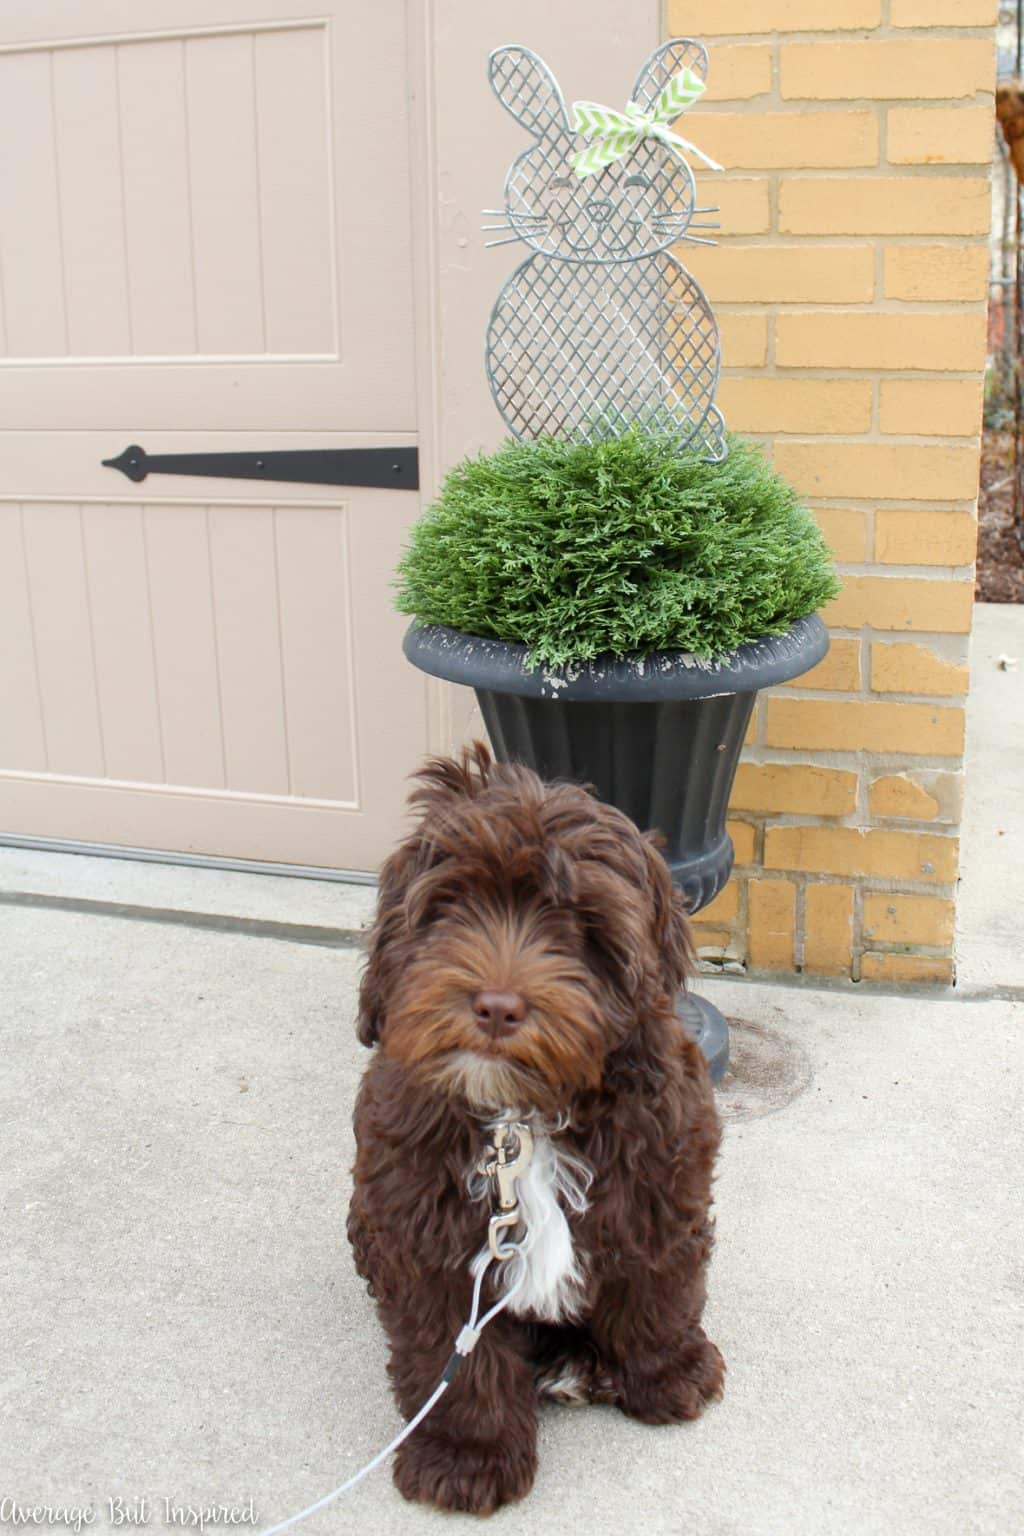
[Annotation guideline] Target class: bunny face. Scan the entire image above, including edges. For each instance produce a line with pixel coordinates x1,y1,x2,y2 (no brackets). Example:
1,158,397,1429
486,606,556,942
505,136,695,262
488,42,711,265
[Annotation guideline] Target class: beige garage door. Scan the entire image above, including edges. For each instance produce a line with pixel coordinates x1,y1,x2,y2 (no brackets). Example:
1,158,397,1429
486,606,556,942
0,2,430,872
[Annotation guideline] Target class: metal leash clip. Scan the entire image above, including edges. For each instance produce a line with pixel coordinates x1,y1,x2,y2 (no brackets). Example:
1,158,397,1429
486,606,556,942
478,1120,534,1261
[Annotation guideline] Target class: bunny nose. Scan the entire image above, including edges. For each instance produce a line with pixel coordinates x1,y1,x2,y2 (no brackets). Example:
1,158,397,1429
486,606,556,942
472,990,527,1039
586,197,613,224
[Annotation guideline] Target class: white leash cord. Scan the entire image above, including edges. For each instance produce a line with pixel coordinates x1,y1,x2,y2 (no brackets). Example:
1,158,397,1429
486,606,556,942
256,1251,526,1536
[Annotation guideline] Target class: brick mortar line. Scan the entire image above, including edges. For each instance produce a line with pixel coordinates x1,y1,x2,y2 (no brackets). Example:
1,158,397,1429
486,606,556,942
750,433,983,445
694,966,1022,1002
732,352,987,374
738,816,960,836
707,247,990,265
688,36,994,47
739,748,966,770
725,164,992,178
738,825,960,842
709,238,988,247
851,879,866,980
754,753,965,770
865,507,878,565
855,940,955,955
722,307,988,320
735,808,960,833
833,564,977,577
683,32,995,45
855,744,871,824
752,692,767,751
696,98,994,115
823,623,972,637
750,306,990,319
705,244,985,252
710,246,989,263
844,564,978,580
768,687,968,704
799,498,979,510
725,870,958,900
705,94,994,111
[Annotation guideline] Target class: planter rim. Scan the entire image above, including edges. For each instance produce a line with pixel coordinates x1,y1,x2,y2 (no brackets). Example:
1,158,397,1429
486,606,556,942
403,613,829,701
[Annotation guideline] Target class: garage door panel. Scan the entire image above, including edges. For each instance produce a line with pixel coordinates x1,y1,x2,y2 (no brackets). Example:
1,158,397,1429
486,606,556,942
0,507,47,772
119,38,196,356
3,490,408,843
252,27,335,356
184,33,267,356
82,504,164,783
52,46,133,356
21,504,105,776
0,52,66,357
0,490,426,868
207,504,290,796
347,496,432,807
145,504,226,791
274,505,358,805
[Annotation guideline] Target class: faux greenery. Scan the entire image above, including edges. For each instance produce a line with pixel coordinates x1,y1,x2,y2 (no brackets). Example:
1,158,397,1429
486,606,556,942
396,430,840,670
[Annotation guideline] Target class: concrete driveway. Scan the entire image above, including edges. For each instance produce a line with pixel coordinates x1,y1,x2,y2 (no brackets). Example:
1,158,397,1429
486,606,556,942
2,605,1022,1536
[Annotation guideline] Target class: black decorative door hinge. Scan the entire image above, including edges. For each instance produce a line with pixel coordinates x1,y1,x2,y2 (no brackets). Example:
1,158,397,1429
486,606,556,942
101,443,419,490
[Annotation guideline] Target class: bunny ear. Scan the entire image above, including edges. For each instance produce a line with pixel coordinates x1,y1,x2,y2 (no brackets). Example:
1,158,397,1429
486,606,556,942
631,38,709,112
488,44,571,139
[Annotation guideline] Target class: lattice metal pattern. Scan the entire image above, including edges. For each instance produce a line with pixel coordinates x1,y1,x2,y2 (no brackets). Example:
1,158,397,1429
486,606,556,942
484,40,726,460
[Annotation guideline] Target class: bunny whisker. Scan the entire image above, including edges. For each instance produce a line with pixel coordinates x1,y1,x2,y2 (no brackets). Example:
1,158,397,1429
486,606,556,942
485,233,542,248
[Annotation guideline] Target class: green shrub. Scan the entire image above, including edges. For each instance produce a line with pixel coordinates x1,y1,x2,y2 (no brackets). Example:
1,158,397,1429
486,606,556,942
396,431,839,670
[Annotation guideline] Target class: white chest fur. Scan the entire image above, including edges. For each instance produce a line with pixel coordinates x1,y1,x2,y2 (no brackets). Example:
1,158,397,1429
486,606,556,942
469,1120,592,1323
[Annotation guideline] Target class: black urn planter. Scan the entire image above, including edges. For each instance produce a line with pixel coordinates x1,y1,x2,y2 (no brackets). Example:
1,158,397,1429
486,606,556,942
404,614,829,1084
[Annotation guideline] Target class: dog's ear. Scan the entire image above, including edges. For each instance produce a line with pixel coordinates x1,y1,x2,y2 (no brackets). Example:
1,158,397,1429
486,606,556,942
357,834,428,1046
356,971,383,1047
641,834,694,997
574,856,650,1006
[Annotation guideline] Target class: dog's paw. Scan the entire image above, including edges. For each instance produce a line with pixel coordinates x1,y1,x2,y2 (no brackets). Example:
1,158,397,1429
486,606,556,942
616,1330,725,1425
393,1427,536,1514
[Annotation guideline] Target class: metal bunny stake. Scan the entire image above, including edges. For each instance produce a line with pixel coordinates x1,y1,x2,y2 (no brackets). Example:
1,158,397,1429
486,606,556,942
483,39,727,460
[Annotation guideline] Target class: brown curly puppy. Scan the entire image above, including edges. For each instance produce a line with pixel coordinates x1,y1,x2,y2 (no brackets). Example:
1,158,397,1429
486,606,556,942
347,744,723,1514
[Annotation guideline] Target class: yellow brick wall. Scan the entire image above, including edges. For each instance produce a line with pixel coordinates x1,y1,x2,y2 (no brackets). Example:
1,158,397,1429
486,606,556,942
667,0,996,985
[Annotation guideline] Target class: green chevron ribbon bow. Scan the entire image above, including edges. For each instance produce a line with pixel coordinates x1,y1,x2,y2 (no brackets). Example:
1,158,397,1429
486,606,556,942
571,66,722,179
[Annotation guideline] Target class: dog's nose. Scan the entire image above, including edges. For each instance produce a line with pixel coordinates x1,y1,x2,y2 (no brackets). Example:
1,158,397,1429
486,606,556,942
472,990,527,1039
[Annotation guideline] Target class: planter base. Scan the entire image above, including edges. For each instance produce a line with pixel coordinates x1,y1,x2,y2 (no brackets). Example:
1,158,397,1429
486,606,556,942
676,991,730,1086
